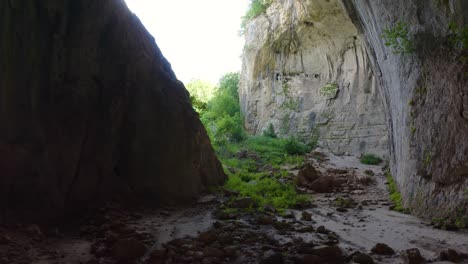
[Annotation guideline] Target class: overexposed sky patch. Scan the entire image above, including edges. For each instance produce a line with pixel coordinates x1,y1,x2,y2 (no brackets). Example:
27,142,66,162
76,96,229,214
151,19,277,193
125,0,249,84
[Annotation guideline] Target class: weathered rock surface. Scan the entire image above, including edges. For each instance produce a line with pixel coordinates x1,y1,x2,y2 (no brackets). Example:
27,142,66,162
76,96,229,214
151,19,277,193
0,0,225,219
342,0,468,218
242,0,468,218
239,0,388,157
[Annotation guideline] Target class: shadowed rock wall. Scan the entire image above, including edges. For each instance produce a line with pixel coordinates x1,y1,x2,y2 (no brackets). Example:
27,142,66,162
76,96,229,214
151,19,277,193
0,0,225,219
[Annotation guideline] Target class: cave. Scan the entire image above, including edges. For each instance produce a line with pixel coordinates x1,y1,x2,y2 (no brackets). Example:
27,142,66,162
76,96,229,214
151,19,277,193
0,0,467,263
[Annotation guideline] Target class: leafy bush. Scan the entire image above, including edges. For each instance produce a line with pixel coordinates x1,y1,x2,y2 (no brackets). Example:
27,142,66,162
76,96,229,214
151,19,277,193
284,137,310,155
360,153,383,165
263,123,277,138
381,21,414,54
386,170,409,213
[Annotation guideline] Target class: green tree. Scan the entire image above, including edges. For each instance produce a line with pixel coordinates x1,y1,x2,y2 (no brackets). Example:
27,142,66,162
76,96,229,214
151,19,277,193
185,79,215,112
201,72,245,144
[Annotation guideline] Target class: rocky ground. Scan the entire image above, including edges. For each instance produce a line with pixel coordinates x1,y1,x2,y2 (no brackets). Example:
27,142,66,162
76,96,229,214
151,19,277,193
1,150,467,264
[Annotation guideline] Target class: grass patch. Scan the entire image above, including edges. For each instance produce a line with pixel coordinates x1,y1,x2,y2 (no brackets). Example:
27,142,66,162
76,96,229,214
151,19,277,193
360,153,383,165
225,173,310,212
217,136,313,212
386,170,409,214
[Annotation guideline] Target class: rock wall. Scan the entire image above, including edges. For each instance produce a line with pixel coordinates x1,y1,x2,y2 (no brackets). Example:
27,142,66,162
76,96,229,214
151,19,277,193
241,0,467,218
0,0,225,219
239,0,388,157
342,0,468,218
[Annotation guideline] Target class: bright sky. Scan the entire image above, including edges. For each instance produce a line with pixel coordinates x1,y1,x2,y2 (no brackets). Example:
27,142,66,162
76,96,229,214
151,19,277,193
125,0,249,84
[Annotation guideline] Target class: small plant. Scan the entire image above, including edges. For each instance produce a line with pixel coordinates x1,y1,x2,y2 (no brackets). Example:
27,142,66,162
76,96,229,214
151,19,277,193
364,169,375,176
307,127,320,150
360,153,383,165
423,151,432,166
333,196,352,208
263,123,277,138
320,83,339,99
386,170,410,214
284,137,310,155
381,21,414,54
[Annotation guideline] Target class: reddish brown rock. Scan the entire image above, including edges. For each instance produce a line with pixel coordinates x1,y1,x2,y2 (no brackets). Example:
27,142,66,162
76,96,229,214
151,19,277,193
439,248,462,263
352,253,374,264
297,163,321,186
401,248,425,264
371,243,395,255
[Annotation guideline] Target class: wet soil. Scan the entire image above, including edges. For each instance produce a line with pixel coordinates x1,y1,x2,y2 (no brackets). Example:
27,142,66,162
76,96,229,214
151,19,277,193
1,150,467,264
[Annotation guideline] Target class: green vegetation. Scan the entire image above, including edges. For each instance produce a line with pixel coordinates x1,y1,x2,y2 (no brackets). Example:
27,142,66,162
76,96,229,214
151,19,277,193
263,123,277,138
320,83,339,98
386,170,409,213
381,21,414,54
194,72,314,213
240,0,273,34
448,22,468,68
432,210,468,230
201,73,246,145
360,153,383,165
185,79,215,112
449,22,468,51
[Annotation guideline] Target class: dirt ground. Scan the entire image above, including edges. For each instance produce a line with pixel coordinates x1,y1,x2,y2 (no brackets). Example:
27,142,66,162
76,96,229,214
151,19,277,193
1,150,467,264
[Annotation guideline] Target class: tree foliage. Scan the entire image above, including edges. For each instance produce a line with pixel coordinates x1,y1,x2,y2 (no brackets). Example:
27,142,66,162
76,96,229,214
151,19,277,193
199,72,246,144
185,79,215,112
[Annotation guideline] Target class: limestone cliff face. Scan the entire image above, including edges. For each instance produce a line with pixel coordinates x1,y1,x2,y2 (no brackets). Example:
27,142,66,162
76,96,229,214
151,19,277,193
241,0,468,218
342,0,468,218
239,0,388,157
0,0,225,219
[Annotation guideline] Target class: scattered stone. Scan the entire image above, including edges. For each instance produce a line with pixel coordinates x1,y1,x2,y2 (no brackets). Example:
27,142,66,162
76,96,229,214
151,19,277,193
308,245,344,263
316,225,329,234
297,163,321,186
260,250,283,264
236,150,248,159
336,207,348,212
295,254,321,264
309,177,337,193
223,189,240,197
371,243,395,255
439,248,462,263
147,249,167,264
198,231,217,244
257,215,275,225
231,197,254,208
202,247,224,258
111,238,146,261
401,248,425,264
0,234,11,244
223,246,238,257
263,204,277,213
26,224,42,237
352,252,374,264
197,194,217,204
301,211,312,221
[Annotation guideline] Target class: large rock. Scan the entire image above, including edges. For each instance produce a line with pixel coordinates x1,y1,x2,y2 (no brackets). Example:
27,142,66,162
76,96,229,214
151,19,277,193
239,0,388,157
342,0,468,218
0,0,225,219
